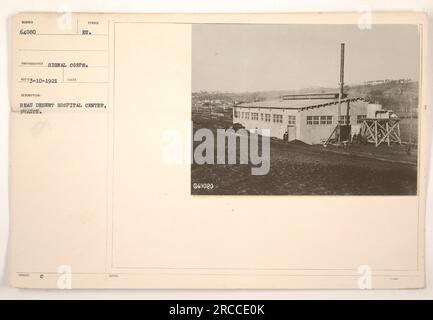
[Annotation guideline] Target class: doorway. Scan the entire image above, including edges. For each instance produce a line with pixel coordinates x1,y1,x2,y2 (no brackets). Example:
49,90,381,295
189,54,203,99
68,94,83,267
287,125,296,141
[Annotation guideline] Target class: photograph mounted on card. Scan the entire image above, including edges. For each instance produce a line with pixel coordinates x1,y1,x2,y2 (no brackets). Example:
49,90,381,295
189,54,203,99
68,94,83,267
9,12,427,289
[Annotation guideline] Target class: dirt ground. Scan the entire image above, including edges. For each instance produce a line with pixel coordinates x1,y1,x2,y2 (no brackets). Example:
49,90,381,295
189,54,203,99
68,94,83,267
191,117,417,195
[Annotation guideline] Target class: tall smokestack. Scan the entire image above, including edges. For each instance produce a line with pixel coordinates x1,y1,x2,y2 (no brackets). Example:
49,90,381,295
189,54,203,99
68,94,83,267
337,43,345,133
339,43,345,97
336,43,345,142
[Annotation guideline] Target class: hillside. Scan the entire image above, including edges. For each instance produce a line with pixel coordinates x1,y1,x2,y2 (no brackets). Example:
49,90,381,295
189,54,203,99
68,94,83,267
346,81,419,116
347,81,419,143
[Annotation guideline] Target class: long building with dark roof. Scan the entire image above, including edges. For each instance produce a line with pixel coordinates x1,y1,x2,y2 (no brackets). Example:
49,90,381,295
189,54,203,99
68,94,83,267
233,94,373,144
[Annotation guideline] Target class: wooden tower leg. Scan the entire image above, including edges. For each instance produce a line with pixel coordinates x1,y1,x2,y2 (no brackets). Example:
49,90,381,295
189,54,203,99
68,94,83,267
386,122,390,146
397,122,402,144
374,121,378,147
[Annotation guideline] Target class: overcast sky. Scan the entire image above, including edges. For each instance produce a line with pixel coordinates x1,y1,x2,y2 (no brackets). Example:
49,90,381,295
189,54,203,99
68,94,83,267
192,24,420,92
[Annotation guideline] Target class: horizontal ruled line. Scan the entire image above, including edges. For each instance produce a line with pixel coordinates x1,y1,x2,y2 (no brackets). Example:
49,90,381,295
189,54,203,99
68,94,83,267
31,33,108,36
18,49,108,52
18,65,108,68
19,81,108,84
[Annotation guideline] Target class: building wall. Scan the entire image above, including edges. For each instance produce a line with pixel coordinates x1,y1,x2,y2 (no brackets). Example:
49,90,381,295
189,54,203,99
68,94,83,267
233,107,300,140
299,101,368,144
234,101,369,144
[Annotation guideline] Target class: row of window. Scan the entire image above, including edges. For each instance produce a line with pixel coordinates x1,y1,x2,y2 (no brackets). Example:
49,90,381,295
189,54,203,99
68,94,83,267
306,115,367,125
273,114,283,123
234,111,296,124
307,116,333,125
234,111,367,125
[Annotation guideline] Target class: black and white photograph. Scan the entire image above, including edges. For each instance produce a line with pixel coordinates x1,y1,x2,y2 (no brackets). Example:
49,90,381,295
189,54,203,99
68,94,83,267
191,24,420,195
